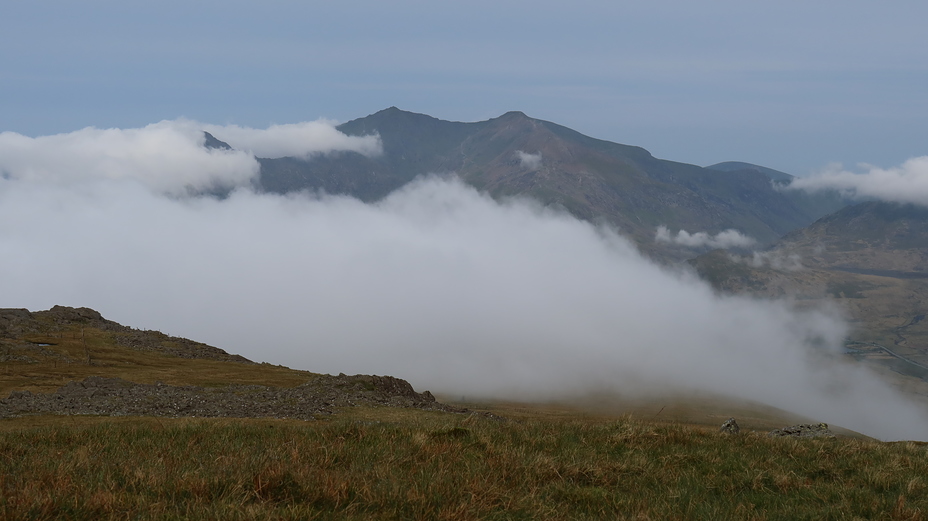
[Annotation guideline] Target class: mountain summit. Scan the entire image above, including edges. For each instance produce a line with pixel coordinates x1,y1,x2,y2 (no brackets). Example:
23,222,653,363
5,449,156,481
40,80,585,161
256,108,845,258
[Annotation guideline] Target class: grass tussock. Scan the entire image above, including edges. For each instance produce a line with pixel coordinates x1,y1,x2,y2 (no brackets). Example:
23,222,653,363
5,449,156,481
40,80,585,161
2,412,927,520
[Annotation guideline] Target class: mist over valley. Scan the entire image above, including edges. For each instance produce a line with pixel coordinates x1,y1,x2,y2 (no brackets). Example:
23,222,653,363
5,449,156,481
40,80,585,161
1,109,927,440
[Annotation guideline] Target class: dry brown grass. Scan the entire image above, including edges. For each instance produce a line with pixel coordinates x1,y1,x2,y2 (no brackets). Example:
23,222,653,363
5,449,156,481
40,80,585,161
1,410,926,520
1,325,316,396
2,320,925,519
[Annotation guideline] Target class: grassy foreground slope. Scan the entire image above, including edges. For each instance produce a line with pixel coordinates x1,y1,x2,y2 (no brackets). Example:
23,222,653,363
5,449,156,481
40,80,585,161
2,412,928,520
3,307,928,519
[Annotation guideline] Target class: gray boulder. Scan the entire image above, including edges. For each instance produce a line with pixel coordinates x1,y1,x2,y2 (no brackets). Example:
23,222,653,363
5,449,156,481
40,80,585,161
719,417,740,434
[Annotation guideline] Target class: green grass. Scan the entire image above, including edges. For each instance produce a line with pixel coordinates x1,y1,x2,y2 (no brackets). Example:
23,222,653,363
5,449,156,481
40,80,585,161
1,411,926,520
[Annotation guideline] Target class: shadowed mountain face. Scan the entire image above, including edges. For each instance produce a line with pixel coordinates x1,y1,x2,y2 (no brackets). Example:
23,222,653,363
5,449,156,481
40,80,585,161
689,201,928,368
257,108,846,258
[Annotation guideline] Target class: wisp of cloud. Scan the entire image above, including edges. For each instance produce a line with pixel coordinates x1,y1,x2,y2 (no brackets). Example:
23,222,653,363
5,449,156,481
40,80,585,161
0,119,381,195
789,156,928,207
1,123,927,440
515,150,542,170
655,225,756,249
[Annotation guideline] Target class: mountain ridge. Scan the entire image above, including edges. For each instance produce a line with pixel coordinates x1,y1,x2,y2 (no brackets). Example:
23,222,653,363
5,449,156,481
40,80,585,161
255,107,847,259
706,161,795,183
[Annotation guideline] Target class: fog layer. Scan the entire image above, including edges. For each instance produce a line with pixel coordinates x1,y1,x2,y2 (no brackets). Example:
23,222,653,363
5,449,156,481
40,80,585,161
2,174,928,438
2,123,927,440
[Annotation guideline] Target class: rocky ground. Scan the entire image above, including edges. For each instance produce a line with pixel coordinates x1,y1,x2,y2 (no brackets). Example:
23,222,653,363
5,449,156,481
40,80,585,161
768,422,836,438
720,417,836,438
0,373,469,421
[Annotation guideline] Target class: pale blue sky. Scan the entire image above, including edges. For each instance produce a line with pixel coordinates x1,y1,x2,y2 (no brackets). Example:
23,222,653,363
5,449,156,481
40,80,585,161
2,0,926,175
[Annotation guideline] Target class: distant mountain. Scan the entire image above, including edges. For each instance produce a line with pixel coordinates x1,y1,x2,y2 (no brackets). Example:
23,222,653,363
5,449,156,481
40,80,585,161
706,161,794,183
689,201,928,368
203,131,232,151
776,201,928,273
255,108,847,258
706,161,848,226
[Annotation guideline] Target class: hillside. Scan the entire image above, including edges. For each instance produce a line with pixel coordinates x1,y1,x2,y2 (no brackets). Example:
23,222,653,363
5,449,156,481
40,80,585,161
6,306,928,519
255,108,846,259
689,201,928,371
0,304,830,432
776,201,928,273
0,306,456,420
5,310,927,520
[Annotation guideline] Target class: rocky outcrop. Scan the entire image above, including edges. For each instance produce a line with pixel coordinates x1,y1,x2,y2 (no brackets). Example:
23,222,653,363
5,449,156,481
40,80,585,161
110,328,252,363
719,417,740,435
768,423,835,438
0,308,38,338
0,374,463,421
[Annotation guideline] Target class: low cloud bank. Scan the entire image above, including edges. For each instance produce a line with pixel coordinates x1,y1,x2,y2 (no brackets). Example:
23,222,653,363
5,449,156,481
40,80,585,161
200,120,382,160
656,226,756,249
515,150,542,170
0,119,380,195
1,167,927,439
789,156,928,206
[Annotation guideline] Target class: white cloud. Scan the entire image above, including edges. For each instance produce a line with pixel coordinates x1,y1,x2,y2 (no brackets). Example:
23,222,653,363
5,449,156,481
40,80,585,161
1,170,927,440
656,225,756,249
515,150,542,170
0,119,381,196
0,121,258,195
789,156,928,206
201,119,382,159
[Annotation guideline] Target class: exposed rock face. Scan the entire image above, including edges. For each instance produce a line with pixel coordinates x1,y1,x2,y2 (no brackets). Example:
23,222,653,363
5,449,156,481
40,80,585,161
768,423,835,438
719,417,740,435
0,308,38,337
46,305,104,322
0,374,460,421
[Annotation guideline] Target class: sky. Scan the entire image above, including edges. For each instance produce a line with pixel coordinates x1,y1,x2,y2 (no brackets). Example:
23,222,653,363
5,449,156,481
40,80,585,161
2,0,926,175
